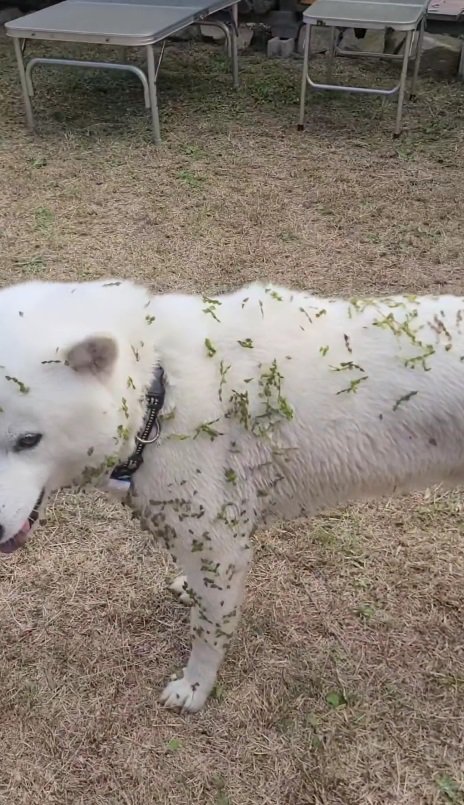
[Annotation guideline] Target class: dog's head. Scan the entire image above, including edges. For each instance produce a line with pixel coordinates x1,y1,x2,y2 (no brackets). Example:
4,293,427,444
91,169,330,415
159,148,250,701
0,279,153,554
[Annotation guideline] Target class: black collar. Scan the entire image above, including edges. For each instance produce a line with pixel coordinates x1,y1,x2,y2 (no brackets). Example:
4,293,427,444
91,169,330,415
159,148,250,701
110,365,165,486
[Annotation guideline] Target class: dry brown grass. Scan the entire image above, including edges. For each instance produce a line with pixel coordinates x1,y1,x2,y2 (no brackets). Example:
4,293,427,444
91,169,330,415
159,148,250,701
0,33,463,805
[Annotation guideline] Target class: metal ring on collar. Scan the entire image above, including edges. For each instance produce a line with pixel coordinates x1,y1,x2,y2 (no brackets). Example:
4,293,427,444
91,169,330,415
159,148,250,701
135,421,160,445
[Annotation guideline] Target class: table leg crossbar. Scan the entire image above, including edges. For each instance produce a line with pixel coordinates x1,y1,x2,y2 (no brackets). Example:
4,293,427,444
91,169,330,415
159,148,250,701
25,56,153,108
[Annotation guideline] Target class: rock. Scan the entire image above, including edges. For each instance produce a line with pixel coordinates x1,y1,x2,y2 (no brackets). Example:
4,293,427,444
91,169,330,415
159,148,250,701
200,23,226,42
267,35,281,57
420,33,462,76
239,0,276,13
280,37,295,57
170,24,201,42
237,22,254,50
297,23,333,55
267,35,295,58
338,27,386,53
357,28,385,53
384,31,462,77
384,28,407,54
0,6,22,25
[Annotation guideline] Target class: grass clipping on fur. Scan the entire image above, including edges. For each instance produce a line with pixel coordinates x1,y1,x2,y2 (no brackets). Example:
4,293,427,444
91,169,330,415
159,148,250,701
0,39,463,805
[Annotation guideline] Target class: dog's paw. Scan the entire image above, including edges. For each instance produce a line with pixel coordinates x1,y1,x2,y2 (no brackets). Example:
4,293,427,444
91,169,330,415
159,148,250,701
160,675,209,713
168,575,192,606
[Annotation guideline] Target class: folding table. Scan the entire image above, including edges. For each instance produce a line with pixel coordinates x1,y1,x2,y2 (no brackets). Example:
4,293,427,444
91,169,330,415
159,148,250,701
6,0,239,143
298,0,429,136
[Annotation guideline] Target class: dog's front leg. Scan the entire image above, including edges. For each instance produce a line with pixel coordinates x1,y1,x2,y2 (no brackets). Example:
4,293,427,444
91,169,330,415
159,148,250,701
160,536,252,713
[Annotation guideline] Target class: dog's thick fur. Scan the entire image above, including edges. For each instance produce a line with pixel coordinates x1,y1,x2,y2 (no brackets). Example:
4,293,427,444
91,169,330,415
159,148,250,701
1,280,464,711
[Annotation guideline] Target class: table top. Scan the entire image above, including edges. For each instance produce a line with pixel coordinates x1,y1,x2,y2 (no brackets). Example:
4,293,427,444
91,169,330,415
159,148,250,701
427,0,464,17
5,0,235,44
303,0,428,30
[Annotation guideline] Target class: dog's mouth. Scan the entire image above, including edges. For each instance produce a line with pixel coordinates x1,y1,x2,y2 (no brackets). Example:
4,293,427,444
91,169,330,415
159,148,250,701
0,490,45,555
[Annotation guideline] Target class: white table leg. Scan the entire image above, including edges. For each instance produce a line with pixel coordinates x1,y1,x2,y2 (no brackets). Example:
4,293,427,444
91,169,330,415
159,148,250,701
410,15,425,99
298,23,311,130
394,29,413,137
146,43,161,144
231,2,239,89
13,37,34,131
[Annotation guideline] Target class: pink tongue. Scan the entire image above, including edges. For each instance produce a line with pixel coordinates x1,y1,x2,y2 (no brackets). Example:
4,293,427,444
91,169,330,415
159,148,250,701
15,519,31,546
0,519,32,555
6,520,30,551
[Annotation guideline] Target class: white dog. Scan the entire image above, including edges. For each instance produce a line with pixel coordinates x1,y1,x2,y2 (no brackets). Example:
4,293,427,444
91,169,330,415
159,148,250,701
0,279,463,712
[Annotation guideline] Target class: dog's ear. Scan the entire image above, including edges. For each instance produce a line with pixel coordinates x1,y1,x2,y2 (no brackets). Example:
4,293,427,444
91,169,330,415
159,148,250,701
66,335,118,376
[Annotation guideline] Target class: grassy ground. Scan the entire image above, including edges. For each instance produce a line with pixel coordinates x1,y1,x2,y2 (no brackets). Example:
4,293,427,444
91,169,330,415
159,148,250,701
0,33,463,805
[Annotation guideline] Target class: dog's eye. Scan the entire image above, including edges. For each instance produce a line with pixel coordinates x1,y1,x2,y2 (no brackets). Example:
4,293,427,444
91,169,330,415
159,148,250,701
15,433,43,451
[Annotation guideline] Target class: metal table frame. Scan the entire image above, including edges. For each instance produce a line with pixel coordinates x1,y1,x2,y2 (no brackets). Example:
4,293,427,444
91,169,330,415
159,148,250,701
298,0,428,137
6,0,239,143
